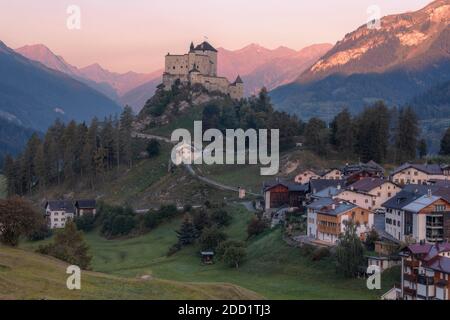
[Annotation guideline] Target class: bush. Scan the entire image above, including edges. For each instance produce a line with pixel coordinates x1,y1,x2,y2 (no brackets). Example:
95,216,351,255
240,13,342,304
100,204,137,238
156,204,179,221
211,209,231,227
216,240,245,259
192,209,212,232
75,212,96,232
199,226,227,251
143,211,159,229
146,139,161,158
27,222,52,241
247,216,267,239
311,247,331,261
223,246,246,268
36,222,92,269
299,243,315,257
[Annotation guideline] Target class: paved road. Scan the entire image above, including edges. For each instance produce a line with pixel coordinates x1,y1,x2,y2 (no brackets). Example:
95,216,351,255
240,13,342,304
133,131,261,196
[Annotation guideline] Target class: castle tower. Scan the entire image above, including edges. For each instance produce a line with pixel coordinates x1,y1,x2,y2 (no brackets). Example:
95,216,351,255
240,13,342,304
193,41,217,77
230,75,244,99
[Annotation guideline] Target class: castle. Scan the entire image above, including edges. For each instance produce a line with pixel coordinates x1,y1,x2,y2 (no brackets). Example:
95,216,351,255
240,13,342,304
162,41,244,100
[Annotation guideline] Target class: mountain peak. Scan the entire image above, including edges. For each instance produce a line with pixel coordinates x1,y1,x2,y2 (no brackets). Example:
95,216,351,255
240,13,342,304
299,0,450,83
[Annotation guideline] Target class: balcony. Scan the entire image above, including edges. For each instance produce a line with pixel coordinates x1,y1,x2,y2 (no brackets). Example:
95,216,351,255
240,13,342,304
403,287,416,296
404,260,419,268
404,274,417,282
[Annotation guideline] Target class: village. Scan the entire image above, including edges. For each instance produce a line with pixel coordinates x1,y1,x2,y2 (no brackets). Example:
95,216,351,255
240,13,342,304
39,159,450,300
261,161,450,300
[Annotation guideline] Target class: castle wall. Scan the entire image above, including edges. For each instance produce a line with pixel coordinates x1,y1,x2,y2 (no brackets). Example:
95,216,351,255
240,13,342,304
163,43,241,99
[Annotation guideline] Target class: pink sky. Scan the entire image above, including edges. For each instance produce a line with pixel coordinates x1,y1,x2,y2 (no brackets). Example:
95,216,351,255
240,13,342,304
0,0,433,73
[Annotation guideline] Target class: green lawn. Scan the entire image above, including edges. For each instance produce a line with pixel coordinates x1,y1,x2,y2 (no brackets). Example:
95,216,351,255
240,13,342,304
24,204,399,299
0,174,6,199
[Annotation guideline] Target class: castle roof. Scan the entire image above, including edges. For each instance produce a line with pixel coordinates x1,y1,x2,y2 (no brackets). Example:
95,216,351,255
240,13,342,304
194,41,217,52
190,42,195,52
234,75,243,84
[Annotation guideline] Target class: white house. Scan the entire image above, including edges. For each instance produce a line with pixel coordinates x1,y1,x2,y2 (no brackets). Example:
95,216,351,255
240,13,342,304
294,169,321,184
45,200,76,229
338,177,400,211
390,163,448,185
383,186,450,243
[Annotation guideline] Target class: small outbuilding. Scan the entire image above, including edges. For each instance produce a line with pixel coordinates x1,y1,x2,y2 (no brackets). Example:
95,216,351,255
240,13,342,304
200,251,215,265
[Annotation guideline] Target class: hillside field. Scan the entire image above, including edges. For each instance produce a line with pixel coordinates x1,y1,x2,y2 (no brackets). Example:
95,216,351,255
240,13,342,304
23,204,399,300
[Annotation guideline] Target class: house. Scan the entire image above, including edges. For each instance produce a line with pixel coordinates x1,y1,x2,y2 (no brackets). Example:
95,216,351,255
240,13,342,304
313,199,373,244
341,161,384,184
294,169,321,184
390,163,448,186
338,177,400,211
74,199,97,216
383,186,450,243
45,200,76,229
306,197,335,238
263,180,308,210
309,178,345,195
367,255,401,272
367,240,401,272
321,168,343,180
400,243,450,300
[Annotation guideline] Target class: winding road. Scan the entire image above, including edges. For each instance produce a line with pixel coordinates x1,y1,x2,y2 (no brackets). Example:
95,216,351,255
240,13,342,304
132,132,261,196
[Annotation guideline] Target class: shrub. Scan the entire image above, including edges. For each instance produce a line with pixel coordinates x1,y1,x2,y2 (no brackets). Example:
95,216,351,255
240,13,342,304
247,216,267,239
199,226,227,251
211,209,231,227
311,247,331,261
146,139,161,158
167,243,181,257
223,246,246,268
75,212,96,232
27,222,52,241
216,240,245,259
36,222,92,269
299,243,315,257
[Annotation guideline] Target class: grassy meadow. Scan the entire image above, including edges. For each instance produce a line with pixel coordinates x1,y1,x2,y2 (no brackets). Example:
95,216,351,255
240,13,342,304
22,204,399,300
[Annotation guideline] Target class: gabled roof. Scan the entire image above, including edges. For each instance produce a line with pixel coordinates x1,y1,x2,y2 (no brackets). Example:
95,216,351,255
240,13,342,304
263,180,308,193
306,197,334,210
194,41,217,52
75,199,96,209
391,163,443,176
309,179,345,194
45,200,75,213
347,177,390,193
341,161,384,175
402,194,442,213
312,186,342,199
234,75,243,84
382,189,423,210
317,200,357,217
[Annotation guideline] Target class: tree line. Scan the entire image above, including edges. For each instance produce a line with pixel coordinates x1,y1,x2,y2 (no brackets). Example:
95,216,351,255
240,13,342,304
2,106,144,196
304,101,426,164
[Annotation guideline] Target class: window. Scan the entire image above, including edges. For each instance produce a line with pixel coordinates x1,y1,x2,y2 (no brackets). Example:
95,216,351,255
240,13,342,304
388,193,392,197
435,205,446,212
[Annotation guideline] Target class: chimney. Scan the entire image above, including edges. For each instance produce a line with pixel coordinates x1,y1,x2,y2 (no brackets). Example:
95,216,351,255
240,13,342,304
337,184,341,190
331,204,336,210
427,189,432,198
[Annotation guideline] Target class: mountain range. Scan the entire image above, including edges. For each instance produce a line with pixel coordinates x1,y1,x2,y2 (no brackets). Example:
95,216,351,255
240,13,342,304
270,0,450,121
15,42,332,112
0,41,121,131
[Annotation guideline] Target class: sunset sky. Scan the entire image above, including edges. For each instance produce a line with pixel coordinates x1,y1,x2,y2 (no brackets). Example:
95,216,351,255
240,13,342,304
0,0,433,73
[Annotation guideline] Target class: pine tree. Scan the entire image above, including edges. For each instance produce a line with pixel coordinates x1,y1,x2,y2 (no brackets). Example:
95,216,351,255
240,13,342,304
3,155,16,196
304,117,328,155
63,121,77,183
335,221,365,278
440,127,450,156
394,107,419,163
176,214,196,246
34,143,46,190
330,108,354,156
119,106,134,168
418,139,427,159
355,101,390,163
